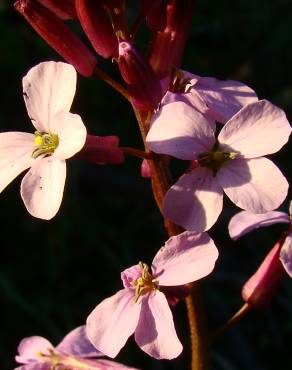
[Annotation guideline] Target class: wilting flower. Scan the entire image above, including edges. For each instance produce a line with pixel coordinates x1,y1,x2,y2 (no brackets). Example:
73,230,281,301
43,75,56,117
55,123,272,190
86,231,218,359
229,202,292,277
0,61,87,220
15,325,138,369
146,99,291,231
163,70,258,123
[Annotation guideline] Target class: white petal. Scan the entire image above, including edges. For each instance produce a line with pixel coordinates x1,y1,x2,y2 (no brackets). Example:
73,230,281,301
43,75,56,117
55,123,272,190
228,211,290,240
134,292,182,359
218,100,291,158
23,61,77,132
51,111,87,160
0,132,34,193
218,157,289,213
20,157,66,220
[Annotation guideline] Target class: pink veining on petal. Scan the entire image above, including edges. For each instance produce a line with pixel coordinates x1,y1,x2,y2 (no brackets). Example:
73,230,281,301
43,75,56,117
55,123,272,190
121,264,142,289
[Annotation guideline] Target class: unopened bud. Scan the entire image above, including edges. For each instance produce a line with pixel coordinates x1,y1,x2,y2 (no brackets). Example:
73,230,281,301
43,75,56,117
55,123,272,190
74,135,124,164
14,0,96,77
150,0,194,78
76,0,118,58
118,41,162,111
242,240,285,309
37,0,76,20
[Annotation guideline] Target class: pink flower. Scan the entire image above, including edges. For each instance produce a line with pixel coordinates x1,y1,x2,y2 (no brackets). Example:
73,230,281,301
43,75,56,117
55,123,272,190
15,326,138,370
0,61,86,220
163,70,258,123
229,202,292,277
86,231,218,360
146,99,291,231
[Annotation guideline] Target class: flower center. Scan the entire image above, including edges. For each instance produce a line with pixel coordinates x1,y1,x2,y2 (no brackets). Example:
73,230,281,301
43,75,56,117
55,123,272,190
32,131,59,159
169,69,192,93
134,262,158,303
198,145,237,175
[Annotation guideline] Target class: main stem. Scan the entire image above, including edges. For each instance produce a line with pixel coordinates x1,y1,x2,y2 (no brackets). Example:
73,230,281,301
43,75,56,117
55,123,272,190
133,106,210,370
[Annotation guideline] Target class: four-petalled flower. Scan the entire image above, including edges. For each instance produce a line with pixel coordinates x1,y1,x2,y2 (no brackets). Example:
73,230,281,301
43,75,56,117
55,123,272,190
86,231,218,360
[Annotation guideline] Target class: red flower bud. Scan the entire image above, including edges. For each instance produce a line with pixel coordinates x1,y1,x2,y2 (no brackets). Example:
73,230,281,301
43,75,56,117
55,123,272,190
14,0,96,77
118,41,162,111
150,0,195,78
37,0,76,20
74,135,124,164
76,0,118,58
242,240,285,309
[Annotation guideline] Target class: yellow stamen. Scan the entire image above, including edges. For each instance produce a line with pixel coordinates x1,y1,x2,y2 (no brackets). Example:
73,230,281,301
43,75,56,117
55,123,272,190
134,262,158,303
32,131,59,159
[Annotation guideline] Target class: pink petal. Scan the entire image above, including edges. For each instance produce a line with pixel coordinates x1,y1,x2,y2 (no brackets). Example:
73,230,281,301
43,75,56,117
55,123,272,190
146,101,215,160
163,167,223,231
23,62,77,132
141,159,151,178
16,336,53,364
56,326,102,358
86,289,141,358
20,157,66,220
50,111,87,160
229,211,290,240
84,358,139,369
218,157,289,213
151,231,218,285
218,100,291,158
192,76,258,123
0,132,34,193
134,292,182,359
121,264,141,289
280,232,292,278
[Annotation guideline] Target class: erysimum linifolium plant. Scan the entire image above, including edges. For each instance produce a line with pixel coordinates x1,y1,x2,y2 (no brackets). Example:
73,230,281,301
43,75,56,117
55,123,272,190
4,0,291,369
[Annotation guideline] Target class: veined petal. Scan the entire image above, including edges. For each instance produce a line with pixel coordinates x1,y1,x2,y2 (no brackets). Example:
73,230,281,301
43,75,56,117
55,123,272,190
193,76,258,123
229,211,290,240
23,62,77,132
86,289,141,358
88,359,139,369
56,326,102,358
16,336,53,364
146,101,215,160
51,111,87,160
0,132,34,193
280,232,292,278
218,100,291,158
163,168,223,232
20,157,66,220
135,292,182,360
151,231,218,285
218,157,289,213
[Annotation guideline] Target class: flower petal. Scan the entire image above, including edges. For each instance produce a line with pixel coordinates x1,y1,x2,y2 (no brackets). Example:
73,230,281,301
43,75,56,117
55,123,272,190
151,231,218,285
56,326,102,358
229,211,290,240
280,232,292,278
163,167,223,231
50,111,87,160
218,157,289,213
146,101,215,160
0,132,34,193
16,336,53,364
192,76,258,123
23,61,77,132
86,289,141,358
135,292,182,359
218,100,291,158
20,157,66,220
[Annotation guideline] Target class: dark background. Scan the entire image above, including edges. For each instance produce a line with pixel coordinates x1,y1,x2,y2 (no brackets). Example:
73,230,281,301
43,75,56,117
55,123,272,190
0,0,291,369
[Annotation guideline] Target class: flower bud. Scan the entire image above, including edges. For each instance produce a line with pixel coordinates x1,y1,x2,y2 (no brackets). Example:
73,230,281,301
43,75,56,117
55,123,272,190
242,240,285,309
76,0,118,58
140,0,168,31
14,0,96,77
74,135,124,164
37,0,76,20
150,0,195,78
118,41,162,111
